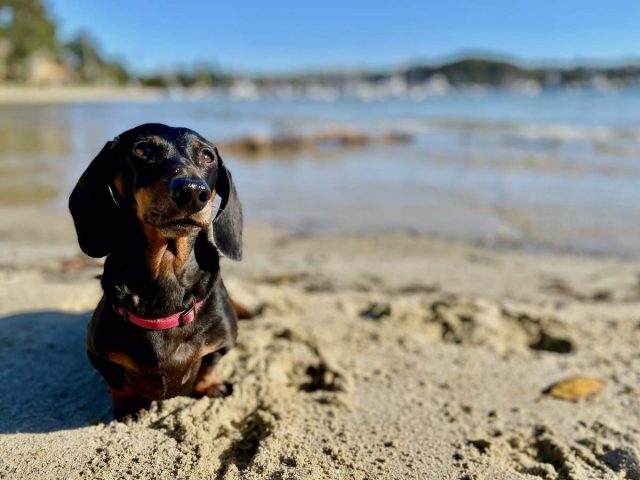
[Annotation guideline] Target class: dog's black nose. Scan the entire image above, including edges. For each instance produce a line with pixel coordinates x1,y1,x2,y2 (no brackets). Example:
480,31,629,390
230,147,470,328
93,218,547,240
168,177,211,212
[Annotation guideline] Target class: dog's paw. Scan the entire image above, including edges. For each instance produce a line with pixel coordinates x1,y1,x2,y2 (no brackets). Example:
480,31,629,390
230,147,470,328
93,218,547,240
192,380,234,398
113,398,152,422
191,367,234,398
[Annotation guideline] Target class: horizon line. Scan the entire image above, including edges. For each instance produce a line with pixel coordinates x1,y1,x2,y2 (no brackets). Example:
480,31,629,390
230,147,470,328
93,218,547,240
130,51,640,77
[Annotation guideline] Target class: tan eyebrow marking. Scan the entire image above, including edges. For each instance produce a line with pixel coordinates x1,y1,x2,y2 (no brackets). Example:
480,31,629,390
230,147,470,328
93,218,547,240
113,177,126,197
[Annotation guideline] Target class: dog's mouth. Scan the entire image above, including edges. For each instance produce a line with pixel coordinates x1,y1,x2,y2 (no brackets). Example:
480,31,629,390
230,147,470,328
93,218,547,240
140,200,214,236
144,216,209,236
160,217,208,229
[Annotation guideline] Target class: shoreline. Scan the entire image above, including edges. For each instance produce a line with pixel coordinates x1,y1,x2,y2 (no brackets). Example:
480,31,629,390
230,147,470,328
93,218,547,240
0,84,638,105
0,203,636,264
0,86,166,104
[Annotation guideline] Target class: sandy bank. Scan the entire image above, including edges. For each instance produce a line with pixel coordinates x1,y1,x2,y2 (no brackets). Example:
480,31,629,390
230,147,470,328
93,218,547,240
0,86,165,104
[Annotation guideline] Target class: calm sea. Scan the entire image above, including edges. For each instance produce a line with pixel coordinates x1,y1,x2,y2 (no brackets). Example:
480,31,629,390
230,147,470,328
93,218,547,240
1,90,639,257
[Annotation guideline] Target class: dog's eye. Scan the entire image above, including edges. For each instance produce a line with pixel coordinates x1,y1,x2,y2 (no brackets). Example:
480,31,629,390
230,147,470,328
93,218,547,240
199,149,215,164
133,142,153,158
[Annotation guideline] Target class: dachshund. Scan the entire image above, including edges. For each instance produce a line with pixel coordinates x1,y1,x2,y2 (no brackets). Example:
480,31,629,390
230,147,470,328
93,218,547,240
69,123,243,419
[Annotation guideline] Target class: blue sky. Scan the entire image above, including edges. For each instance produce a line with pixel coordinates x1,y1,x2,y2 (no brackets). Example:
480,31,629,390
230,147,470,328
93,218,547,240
47,0,640,73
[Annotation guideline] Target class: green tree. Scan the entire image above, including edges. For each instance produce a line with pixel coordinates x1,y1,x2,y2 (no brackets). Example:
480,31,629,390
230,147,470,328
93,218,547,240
0,0,57,80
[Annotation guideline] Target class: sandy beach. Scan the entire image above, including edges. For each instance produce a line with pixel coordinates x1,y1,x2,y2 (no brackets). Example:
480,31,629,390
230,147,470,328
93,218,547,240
0,206,638,479
0,86,166,104
2,1,640,478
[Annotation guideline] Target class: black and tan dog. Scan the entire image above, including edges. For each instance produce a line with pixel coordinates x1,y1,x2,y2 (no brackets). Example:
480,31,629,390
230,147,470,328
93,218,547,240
69,123,244,419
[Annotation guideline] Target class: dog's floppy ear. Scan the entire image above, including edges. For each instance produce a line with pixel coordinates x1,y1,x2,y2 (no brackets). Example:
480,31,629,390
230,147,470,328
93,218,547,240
69,140,121,258
212,150,243,261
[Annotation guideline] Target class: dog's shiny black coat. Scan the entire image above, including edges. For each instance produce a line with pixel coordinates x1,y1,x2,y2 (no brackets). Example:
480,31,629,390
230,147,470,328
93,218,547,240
69,123,242,418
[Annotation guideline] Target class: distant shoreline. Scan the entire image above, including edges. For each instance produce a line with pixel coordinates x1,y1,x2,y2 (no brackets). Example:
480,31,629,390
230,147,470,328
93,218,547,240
0,86,166,104
0,82,635,105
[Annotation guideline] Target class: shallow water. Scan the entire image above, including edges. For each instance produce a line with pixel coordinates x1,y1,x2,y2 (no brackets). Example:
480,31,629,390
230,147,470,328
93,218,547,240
0,90,639,257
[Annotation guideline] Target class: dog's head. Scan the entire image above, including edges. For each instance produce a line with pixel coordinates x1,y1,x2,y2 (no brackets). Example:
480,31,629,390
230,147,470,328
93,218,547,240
69,123,243,260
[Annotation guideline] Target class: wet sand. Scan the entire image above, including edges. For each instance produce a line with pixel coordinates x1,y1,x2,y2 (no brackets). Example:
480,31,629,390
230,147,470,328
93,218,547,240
0,207,639,479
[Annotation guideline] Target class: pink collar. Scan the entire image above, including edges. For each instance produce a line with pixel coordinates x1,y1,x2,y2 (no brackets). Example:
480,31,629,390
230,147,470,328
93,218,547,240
114,300,204,330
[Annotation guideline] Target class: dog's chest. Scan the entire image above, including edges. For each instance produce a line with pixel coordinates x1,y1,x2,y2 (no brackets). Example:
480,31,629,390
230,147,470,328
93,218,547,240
100,312,224,396
106,330,202,397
